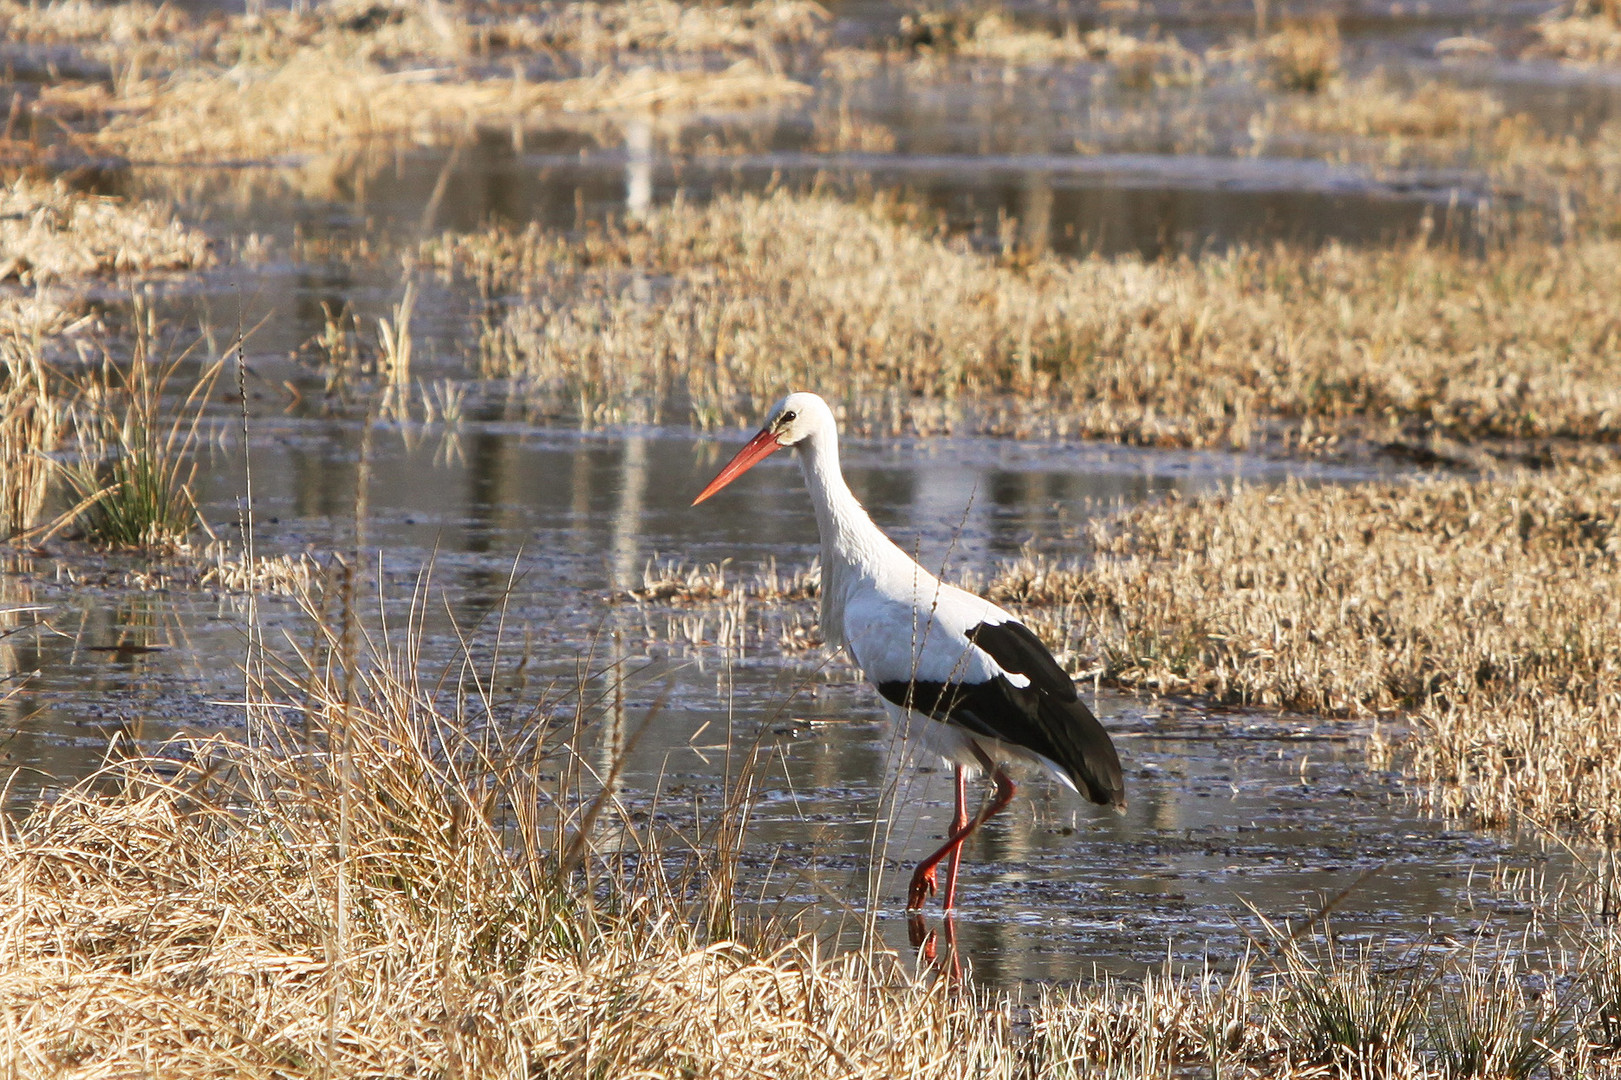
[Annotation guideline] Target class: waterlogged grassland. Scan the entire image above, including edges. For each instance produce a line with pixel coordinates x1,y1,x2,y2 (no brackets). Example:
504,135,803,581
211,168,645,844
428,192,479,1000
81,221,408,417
0,178,213,542
9,1,1621,1073
987,466,1621,837
4,586,1621,1079
433,190,1621,451
623,461,1621,842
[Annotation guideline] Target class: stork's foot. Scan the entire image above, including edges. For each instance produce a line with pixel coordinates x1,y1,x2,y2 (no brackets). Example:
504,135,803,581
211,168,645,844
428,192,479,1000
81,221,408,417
907,864,939,911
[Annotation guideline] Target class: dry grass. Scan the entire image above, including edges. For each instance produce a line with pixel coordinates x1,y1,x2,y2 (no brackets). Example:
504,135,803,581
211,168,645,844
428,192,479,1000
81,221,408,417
0,177,212,283
82,54,807,164
2,0,828,64
513,0,831,60
0,181,216,546
981,465,1621,838
1529,0,1621,63
1258,18,1342,94
898,9,1201,86
0,296,71,540
1267,75,1506,143
11,564,1621,1076
0,0,187,45
13,0,816,165
429,189,1621,447
0,566,1247,1077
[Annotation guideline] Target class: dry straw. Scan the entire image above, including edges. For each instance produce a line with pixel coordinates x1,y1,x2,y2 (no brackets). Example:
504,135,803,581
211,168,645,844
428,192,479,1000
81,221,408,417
0,569,1240,1077
1529,0,1621,62
985,466,1621,837
0,181,211,541
14,0,818,165
0,177,211,283
431,190,1621,446
10,563,1621,1076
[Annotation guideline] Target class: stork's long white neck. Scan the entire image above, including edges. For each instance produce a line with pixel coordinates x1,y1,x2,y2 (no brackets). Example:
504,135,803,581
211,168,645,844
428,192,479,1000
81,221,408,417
795,424,930,649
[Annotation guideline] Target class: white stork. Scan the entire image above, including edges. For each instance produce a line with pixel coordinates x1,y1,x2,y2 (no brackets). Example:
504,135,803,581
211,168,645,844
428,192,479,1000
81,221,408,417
692,392,1126,915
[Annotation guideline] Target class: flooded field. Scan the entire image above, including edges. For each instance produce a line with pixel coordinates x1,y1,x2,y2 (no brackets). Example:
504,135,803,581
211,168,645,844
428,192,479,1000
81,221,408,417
4,0,1621,1071
0,417,1576,983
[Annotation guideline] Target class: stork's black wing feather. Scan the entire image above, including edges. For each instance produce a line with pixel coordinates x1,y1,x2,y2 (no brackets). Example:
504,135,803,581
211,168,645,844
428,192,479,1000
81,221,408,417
965,621,1078,701
877,619,1126,809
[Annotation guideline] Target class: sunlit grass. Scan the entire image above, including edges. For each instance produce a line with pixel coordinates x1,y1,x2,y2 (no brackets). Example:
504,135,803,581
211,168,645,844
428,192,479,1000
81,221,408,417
430,189,1621,447
8,556,1621,1075
982,464,1621,838
0,300,66,541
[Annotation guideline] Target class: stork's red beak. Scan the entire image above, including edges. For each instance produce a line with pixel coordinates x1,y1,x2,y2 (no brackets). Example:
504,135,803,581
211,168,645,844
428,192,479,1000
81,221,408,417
691,428,782,505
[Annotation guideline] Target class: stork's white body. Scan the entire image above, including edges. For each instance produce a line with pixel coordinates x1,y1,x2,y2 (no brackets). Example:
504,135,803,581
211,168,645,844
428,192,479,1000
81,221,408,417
795,425,1064,784
693,391,1124,914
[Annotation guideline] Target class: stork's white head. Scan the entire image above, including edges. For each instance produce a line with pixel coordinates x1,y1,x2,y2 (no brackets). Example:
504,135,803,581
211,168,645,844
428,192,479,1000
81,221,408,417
760,391,834,448
691,391,834,505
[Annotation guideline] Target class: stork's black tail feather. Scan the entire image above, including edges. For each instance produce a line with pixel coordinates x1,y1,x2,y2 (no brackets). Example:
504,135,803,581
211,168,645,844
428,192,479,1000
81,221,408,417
1040,693,1126,810
877,618,1128,811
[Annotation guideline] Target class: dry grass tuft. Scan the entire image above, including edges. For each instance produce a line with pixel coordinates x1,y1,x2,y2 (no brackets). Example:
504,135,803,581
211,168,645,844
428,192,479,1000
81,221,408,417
0,297,71,540
984,465,1621,836
520,0,831,59
1260,18,1342,94
0,177,212,283
1530,0,1621,63
430,190,1621,447
86,53,808,164
0,0,187,45
899,8,1201,86
1270,75,1505,142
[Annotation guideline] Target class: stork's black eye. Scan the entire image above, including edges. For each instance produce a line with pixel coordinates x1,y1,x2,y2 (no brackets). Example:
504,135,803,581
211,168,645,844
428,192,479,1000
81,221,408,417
779,410,797,425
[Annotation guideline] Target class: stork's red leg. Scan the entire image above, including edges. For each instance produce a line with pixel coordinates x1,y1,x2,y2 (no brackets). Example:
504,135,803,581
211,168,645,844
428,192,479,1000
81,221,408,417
907,747,1017,912
942,765,969,911
911,765,969,905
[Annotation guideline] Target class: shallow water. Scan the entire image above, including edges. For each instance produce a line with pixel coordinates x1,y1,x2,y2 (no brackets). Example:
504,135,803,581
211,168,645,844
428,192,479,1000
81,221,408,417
4,0,1616,984
0,419,1581,982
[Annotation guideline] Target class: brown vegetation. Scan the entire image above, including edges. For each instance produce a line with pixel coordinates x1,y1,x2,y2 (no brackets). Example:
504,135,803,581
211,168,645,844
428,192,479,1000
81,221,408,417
0,177,211,283
0,300,64,540
7,572,1621,1076
985,465,1621,837
85,56,807,164
1258,18,1342,94
1530,0,1621,63
430,190,1621,448
13,0,817,165
0,572,1250,1078
0,182,213,541
898,10,1201,87
1266,76,1505,142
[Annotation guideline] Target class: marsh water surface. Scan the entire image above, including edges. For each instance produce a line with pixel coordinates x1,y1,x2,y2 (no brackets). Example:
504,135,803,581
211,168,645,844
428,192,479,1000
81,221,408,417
3,0,1613,984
